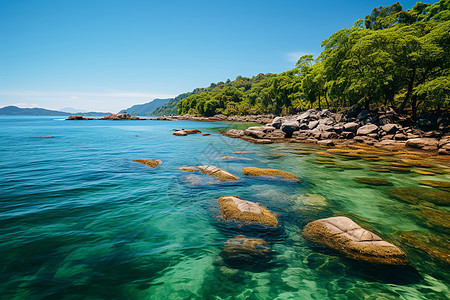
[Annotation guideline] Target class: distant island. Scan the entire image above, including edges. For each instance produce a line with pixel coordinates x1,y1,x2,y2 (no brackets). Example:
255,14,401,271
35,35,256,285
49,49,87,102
0,106,111,116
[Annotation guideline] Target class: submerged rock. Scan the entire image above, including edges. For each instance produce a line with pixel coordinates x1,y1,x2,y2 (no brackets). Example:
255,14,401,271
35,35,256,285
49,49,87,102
414,208,450,232
354,177,391,186
133,159,162,168
197,165,239,181
298,193,328,206
419,180,450,192
218,196,278,226
387,187,450,206
241,167,297,179
222,235,270,258
179,166,198,172
302,216,408,265
398,231,450,265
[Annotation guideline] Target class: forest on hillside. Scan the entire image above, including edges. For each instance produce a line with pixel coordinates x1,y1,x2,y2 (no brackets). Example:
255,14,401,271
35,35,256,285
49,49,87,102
166,1,449,119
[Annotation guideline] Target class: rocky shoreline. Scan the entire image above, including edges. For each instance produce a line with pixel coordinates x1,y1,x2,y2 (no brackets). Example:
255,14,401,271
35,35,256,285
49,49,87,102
67,106,449,155
219,106,449,156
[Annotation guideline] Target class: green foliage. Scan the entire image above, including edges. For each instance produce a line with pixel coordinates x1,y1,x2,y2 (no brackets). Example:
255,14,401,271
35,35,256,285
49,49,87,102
163,1,450,118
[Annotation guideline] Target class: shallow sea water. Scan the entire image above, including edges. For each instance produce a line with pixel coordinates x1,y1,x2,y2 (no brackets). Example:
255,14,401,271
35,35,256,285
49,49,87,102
0,116,449,299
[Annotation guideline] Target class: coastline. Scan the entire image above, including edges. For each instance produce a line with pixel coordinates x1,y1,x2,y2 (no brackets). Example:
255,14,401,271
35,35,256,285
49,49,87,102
66,108,449,158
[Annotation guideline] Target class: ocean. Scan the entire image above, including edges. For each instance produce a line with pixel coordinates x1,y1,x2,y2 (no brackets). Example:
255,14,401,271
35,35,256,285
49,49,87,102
0,116,448,299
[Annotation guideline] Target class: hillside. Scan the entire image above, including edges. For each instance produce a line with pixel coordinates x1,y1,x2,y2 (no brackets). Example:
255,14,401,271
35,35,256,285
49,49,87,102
119,98,172,116
176,0,449,119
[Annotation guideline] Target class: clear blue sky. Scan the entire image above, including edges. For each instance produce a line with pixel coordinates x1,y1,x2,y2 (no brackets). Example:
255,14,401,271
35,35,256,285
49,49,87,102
0,0,422,112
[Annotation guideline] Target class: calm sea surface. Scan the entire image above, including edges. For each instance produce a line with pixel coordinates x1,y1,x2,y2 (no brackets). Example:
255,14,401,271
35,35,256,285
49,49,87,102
0,116,449,299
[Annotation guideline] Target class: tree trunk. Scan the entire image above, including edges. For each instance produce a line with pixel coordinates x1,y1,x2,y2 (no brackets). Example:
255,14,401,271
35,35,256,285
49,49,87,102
400,67,416,112
324,94,330,109
411,94,418,120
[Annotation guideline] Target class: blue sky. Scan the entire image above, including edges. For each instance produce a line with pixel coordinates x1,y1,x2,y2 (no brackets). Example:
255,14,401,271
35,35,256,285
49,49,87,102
0,0,422,112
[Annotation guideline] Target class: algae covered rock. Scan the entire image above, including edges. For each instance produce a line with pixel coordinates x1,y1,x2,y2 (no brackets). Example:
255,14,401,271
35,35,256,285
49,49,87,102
241,167,297,179
218,196,278,226
419,180,450,192
197,165,239,181
133,159,162,168
221,235,270,259
354,177,391,186
298,193,328,206
415,208,450,232
398,231,450,265
302,216,408,265
387,187,450,206
179,166,198,172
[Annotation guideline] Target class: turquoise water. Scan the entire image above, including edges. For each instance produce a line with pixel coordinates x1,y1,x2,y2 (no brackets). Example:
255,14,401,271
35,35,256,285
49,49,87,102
0,116,449,299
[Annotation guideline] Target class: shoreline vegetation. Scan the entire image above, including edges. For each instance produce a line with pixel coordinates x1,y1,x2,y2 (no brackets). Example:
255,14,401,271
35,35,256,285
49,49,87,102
67,1,449,157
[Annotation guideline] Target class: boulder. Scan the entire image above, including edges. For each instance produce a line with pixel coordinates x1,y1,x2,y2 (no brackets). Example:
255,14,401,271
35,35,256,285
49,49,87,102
405,138,439,151
356,124,378,136
265,130,286,139
241,167,297,179
343,122,359,133
271,117,286,129
134,159,162,168
381,124,399,134
197,165,239,181
218,196,278,226
308,120,319,130
317,139,335,146
387,187,450,206
173,130,188,136
356,110,370,120
341,131,355,139
223,129,244,138
244,127,266,139
281,120,301,136
221,235,272,269
302,216,408,265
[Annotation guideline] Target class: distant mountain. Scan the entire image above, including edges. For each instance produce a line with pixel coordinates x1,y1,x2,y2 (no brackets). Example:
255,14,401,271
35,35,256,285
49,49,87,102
119,98,172,116
60,107,87,113
0,106,110,116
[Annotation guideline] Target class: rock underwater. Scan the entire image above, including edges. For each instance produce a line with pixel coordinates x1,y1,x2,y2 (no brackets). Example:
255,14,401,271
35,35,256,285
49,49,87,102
218,196,278,226
302,216,408,265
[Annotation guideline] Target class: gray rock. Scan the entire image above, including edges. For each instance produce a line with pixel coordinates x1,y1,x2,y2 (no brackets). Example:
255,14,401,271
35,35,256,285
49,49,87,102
341,131,355,139
317,124,334,132
281,120,301,135
357,110,370,120
343,122,359,133
265,130,286,139
224,129,244,138
308,120,319,130
381,124,398,134
317,139,335,146
333,125,344,134
356,124,378,136
394,133,408,141
321,132,338,139
405,138,439,151
271,117,286,129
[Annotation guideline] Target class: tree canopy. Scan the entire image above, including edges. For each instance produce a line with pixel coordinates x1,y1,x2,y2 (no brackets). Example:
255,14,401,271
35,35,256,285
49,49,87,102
172,0,449,118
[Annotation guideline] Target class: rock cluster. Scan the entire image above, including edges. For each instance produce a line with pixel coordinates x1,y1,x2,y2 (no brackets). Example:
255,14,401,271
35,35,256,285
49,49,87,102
221,106,449,154
302,216,408,265
66,113,143,120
